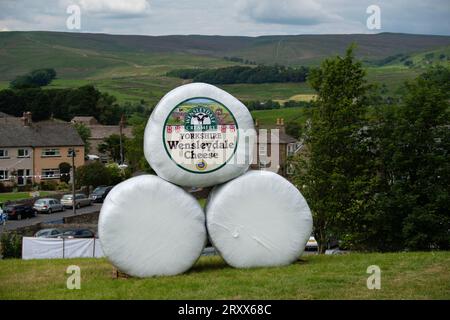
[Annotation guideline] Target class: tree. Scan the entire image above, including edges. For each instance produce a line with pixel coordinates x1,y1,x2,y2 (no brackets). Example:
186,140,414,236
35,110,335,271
290,47,373,253
125,123,153,173
59,162,71,184
369,66,450,250
10,68,56,89
285,121,302,139
76,162,111,188
74,123,91,154
99,134,128,163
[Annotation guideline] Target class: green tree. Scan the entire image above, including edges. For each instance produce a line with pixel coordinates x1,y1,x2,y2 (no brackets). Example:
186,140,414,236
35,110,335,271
76,162,111,188
369,67,450,250
58,162,71,184
10,68,56,89
290,47,373,253
99,134,128,163
125,123,153,173
74,123,91,154
285,121,302,139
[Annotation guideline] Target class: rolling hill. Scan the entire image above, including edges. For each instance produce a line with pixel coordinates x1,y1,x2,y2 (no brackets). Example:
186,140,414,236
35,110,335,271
0,31,448,106
1,31,450,80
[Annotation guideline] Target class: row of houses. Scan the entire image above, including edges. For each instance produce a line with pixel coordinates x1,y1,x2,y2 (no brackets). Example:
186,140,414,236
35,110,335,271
0,112,133,187
0,112,85,186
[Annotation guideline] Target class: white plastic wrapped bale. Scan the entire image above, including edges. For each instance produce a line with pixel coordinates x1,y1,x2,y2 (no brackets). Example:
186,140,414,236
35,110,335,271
206,170,313,268
144,82,256,188
98,175,206,277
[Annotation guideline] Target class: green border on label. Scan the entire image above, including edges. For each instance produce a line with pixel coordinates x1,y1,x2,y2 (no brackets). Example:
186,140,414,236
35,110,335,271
162,97,240,174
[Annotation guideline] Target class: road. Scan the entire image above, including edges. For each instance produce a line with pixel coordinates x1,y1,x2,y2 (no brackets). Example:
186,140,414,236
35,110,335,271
0,203,102,234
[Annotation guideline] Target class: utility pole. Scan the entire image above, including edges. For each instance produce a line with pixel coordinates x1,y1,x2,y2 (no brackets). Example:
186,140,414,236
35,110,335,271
70,148,76,215
119,114,125,165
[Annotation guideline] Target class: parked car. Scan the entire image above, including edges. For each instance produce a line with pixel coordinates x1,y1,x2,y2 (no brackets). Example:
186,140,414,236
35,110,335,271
89,185,113,203
34,228,63,238
33,198,65,214
0,206,7,225
305,235,318,251
61,194,92,209
3,204,36,220
57,228,96,239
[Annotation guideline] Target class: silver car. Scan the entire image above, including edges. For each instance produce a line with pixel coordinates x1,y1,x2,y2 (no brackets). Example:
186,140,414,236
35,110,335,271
33,198,65,214
61,194,92,209
34,228,63,238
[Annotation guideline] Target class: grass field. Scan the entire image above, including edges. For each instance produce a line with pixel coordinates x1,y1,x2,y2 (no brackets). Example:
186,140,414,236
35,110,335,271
252,107,308,126
0,191,52,203
0,252,448,299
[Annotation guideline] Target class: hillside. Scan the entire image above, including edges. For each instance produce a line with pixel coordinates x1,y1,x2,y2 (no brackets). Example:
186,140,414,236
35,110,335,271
0,31,448,106
1,31,450,80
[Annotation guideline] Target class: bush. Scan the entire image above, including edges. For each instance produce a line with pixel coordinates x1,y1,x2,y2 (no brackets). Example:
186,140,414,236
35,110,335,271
39,180,58,191
76,162,111,188
57,182,70,191
0,232,22,259
0,182,13,193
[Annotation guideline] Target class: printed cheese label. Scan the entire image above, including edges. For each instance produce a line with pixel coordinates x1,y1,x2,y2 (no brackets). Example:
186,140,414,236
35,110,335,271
163,97,239,173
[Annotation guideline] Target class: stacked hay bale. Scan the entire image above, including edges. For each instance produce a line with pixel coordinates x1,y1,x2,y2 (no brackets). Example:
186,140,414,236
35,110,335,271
99,83,313,277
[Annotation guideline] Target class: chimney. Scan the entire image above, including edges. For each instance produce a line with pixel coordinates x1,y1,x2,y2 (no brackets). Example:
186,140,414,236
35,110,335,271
276,118,285,134
21,111,32,127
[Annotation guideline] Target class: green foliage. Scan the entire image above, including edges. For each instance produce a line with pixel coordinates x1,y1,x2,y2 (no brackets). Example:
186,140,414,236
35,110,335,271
167,65,309,84
125,123,153,173
0,85,121,124
363,66,450,251
290,46,373,253
56,182,70,191
74,123,91,154
76,162,110,188
98,134,128,163
106,163,131,185
39,180,58,191
291,54,450,252
58,162,71,184
76,162,128,188
285,121,302,139
10,68,56,89
0,232,22,259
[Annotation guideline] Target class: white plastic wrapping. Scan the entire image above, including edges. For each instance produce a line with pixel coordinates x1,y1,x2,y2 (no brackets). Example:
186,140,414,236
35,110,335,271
98,175,206,277
206,170,313,268
144,83,255,188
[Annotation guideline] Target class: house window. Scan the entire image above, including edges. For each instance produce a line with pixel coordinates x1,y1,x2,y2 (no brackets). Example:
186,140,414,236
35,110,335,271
259,143,269,167
41,168,60,179
18,148,30,158
287,144,295,156
0,170,8,180
0,149,9,158
41,149,60,157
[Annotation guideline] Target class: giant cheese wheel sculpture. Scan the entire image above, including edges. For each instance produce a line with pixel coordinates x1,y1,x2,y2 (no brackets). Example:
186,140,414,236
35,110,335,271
144,83,255,188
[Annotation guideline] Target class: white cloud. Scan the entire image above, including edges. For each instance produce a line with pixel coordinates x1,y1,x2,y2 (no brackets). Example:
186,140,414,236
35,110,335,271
238,0,342,26
77,0,150,16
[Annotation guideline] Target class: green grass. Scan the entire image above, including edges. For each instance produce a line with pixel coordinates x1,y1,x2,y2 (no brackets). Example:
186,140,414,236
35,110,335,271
0,191,53,203
252,107,308,127
0,252,448,299
2,32,446,105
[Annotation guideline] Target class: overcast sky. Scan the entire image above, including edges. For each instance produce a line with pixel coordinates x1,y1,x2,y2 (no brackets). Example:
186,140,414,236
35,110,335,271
0,0,449,36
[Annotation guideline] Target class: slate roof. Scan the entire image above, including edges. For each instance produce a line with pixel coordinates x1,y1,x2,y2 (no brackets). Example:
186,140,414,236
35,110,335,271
71,116,99,125
89,125,133,140
256,128,298,144
0,117,84,147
